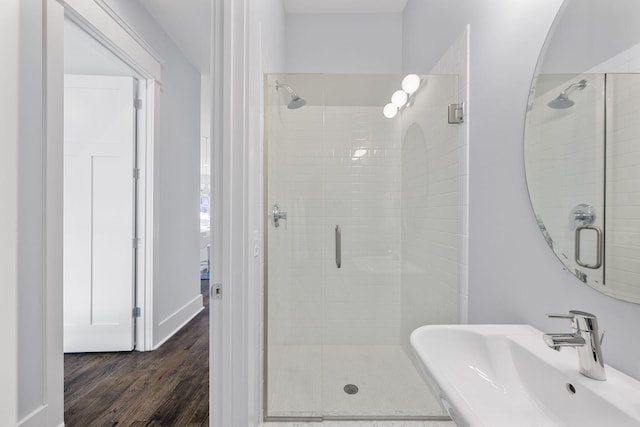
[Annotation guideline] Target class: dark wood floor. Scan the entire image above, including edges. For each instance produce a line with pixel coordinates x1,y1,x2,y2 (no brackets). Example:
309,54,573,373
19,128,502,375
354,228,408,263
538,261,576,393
64,281,209,427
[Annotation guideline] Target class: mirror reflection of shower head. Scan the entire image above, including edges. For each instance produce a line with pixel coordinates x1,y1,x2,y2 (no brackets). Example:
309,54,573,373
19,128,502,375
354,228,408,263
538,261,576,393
547,79,587,109
276,81,306,109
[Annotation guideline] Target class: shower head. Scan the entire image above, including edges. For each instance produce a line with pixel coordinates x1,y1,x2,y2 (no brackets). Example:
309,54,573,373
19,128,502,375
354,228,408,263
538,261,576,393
276,81,306,109
547,79,587,109
287,95,306,109
547,93,575,109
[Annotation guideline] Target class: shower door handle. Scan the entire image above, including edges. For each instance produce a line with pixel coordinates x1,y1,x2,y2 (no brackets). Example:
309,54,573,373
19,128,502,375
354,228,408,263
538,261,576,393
575,225,602,269
335,225,341,269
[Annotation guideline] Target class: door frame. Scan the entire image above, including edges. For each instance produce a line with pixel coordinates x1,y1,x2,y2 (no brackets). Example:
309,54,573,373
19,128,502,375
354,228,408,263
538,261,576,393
1,2,20,424
62,0,163,351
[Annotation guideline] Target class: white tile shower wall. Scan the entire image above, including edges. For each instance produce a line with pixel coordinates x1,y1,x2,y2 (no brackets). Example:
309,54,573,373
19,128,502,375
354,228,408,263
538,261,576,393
267,91,402,346
322,106,402,345
605,74,640,300
525,74,606,284
399,74,461,354
398,28,469,355
429,27,470,324
268,103,325,345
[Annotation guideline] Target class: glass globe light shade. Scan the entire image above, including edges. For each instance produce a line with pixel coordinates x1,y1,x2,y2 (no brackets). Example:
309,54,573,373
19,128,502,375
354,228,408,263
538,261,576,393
401,74,421,95
383,103,398,118
391,89,408,107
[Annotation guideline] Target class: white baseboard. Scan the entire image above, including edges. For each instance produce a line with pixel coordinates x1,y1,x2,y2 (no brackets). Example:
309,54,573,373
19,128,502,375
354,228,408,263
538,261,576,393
18,404,65,427
153,294,204,349
18,405,47,427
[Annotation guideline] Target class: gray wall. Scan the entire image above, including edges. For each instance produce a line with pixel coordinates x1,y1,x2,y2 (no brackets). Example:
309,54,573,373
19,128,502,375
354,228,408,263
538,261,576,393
285,12,403,73
102,0,203,347
540,0,640,74
403,0,640,380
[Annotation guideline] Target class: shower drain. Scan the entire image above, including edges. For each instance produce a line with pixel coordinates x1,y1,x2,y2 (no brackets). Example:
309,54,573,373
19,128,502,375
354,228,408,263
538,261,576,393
343,384,359,395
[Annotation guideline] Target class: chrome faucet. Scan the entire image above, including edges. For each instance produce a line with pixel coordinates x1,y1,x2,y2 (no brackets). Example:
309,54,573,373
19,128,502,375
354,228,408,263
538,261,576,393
543,310,606,381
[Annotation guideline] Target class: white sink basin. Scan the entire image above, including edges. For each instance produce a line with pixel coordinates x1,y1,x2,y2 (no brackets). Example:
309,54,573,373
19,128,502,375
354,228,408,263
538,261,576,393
410,324,640,427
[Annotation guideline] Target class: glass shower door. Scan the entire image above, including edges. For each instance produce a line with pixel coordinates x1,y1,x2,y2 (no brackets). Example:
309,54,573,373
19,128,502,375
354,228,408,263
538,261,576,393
317,80,426,417
265,74,325,417
265,73,460,421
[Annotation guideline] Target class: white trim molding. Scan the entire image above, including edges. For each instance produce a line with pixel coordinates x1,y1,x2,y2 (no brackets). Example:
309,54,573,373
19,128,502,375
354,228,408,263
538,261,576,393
63,0,163,81
210,0,224,425
94,0,164,66
44,1,65,425
154,296,204,349
0,0,20,424
17,405,47,427
136,79,157,352
210,0,255,426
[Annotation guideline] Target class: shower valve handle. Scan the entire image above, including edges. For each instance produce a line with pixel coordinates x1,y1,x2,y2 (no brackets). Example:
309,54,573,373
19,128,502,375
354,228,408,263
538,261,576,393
272,204,287,228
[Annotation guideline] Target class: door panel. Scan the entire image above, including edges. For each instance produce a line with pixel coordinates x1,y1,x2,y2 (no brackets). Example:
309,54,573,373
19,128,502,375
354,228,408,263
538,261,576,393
64,75,136,352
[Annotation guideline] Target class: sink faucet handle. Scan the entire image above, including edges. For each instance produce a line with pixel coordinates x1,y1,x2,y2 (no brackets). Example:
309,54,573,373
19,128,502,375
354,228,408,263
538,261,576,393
547,311,597,321
546,313,579,332
547,310,599,332
569,310,599,332
546,313,575,319
568,310,597,318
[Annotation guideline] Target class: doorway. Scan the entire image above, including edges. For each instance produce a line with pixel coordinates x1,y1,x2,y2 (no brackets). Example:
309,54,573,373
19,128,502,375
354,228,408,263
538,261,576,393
63,18,144,352
56,1,209,424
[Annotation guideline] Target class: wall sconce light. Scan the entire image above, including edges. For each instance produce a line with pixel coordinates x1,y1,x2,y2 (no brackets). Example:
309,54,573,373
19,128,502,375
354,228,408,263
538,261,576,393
382,74,422,119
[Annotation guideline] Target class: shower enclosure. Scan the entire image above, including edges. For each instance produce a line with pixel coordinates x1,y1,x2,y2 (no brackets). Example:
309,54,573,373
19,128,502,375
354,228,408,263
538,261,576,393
265,74,463,421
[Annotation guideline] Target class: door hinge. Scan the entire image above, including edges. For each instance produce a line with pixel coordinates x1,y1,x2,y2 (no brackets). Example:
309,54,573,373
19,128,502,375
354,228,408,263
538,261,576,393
133,238,142,249
134,98,143,110
133,307,141,318
133,167,141,180
212,283,222,299
448,103,464,124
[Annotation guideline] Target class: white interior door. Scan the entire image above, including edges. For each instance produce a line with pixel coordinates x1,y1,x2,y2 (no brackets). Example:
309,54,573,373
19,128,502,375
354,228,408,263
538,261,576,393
64,74,136,352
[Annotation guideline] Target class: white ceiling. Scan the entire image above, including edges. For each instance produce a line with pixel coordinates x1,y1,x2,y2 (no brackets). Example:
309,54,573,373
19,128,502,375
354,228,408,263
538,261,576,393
283,0,408,14
138,0,211,75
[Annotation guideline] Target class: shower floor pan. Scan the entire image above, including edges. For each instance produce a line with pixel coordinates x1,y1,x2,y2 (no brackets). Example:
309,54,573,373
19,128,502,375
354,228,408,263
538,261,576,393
266,344,448,420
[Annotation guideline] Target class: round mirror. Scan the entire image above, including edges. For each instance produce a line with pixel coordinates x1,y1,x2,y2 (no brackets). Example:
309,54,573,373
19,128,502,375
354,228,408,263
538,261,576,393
525,0,640,303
